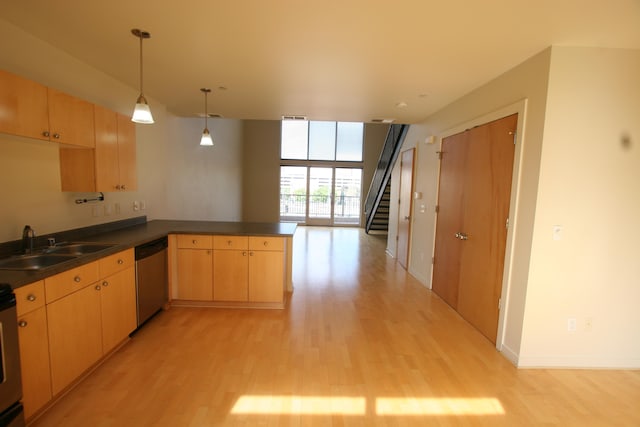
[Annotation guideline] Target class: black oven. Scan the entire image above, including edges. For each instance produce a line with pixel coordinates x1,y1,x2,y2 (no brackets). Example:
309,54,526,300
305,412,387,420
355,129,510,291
0,284,25,426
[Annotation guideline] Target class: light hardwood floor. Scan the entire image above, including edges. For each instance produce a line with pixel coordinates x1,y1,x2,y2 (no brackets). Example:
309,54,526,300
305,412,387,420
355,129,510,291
32,227,640,426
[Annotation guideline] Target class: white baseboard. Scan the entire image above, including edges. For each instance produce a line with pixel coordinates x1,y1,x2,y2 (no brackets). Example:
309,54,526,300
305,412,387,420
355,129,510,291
517,355,640,369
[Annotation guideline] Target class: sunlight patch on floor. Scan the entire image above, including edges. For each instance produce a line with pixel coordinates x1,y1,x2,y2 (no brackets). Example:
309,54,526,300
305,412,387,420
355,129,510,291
231,395,505,417
376,397,505,415
231,396,366,415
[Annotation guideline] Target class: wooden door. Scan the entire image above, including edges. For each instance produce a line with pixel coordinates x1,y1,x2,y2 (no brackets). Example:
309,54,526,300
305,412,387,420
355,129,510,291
176,249,213,300
100,267,137,353
396,148,415,269
0,69,49,141
17,307,52,419
213,250,249,301
94,105,120,191
457,114,517,343
432,132,468,308
249,250,284,303
117,113,137,191
47,284,103,395
47,88,95,147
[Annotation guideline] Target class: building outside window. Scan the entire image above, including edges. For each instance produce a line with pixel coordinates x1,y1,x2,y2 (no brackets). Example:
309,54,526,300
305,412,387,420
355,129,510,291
280,120,363,226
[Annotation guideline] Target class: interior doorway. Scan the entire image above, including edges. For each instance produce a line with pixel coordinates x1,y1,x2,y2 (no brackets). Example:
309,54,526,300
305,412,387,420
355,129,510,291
397,148,415,269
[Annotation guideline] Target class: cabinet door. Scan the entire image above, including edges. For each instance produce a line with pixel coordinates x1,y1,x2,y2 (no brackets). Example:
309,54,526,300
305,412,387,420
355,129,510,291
249,250,284,303
47,88,95,147
47,284,103,395
176,249,213,300
213,250,248,301
0,69,49,140
94,104,120,191
17,306,52,420
117,113,137,191
100,267,137,353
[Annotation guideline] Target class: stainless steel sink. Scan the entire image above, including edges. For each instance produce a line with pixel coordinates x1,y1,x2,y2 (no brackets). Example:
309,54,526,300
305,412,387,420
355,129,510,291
0,253,78,270
45,242,115,256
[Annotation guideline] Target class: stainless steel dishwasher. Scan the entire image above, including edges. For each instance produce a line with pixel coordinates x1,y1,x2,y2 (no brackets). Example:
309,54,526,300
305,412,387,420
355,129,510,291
134,237,168,327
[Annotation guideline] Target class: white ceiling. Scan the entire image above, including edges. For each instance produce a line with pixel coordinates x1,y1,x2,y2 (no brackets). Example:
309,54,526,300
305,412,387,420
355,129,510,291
1,0,639,123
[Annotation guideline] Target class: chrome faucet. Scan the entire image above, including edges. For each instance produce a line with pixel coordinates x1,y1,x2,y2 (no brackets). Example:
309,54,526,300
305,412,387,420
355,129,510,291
22,225,36,254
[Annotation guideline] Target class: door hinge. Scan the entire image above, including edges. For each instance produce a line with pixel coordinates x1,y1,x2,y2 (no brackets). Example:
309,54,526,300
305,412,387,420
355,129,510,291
436,151,443,160
432,256,435,265
498,298,502,310
505,217,509,229
435,205,439,213
509,131,516,144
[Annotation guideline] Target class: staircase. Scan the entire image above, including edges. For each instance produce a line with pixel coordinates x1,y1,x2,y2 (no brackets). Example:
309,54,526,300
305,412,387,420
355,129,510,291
364,124,409,234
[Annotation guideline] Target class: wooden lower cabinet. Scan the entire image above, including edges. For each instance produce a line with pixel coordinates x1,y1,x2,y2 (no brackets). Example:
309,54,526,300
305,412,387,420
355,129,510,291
173,234,286,306
249,250,284,303
17,306,52,420
47,283,103,395
176,248,213,300
100,266,137,353
213,249,249,301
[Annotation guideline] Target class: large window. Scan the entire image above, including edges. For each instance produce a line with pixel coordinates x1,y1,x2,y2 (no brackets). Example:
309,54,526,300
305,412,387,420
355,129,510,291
280,120,364,226
281,120,363,161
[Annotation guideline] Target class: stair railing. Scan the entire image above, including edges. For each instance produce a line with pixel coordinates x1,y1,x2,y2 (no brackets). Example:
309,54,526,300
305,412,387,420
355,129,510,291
364,124,409,233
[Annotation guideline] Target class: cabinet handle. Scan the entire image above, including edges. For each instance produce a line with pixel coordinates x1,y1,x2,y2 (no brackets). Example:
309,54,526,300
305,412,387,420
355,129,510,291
27,294,36,302
121,185,126,190
192,239,197,245
18,320,28,328
95,285,102,291
115,185,121,190
42,130,50,137
242,251,247,256
74,276,82,283
249,251,254,256
117,259,124,265
103,281,109,287
263,241,268,246
53,133,61,139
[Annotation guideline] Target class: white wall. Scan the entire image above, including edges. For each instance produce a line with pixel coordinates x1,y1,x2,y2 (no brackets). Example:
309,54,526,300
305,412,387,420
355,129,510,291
519,47,640,368
164,117,243,221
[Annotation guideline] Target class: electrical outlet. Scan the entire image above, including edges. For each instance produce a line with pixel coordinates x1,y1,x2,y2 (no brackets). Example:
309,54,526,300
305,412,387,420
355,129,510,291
140,200,146,210
104,204,112,216
585,317,593,331
567,318,577,332
133,201,140,211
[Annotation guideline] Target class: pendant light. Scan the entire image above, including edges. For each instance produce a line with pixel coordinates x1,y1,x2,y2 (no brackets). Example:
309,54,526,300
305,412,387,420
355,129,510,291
200,88,214,146
131,28,154,124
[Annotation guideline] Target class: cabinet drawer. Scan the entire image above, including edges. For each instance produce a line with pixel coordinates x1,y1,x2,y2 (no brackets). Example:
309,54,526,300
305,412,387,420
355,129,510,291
249,236,284,251
176,234,213,249
45,261,99,303
213,235,248,250
99,249,134,278
15,281,45,316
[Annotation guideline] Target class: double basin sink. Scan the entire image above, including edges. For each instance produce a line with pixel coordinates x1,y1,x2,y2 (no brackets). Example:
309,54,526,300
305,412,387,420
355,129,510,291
0,242,116,270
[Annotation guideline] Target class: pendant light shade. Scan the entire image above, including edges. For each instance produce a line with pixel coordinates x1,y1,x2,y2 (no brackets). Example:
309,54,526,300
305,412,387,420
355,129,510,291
200,88,214,146
131,29,154,124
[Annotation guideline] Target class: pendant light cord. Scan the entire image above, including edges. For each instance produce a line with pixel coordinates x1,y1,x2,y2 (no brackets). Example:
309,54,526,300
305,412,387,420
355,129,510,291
139,34,144,95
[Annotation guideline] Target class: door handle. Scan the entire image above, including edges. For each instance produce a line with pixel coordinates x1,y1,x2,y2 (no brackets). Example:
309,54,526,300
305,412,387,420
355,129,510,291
404,216,410,220
455,232,469,240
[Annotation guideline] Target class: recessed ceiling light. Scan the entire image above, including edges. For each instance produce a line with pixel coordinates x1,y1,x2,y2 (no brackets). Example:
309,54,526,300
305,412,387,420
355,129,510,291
395,102,408,108
371,118,395,124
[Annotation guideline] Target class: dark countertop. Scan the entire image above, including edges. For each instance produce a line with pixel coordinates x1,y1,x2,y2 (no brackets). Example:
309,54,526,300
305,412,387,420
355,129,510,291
1,219,297,290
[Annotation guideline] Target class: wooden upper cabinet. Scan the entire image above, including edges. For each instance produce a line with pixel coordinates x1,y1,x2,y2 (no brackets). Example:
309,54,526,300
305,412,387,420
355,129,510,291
115,113,137,191
0,69,50,141
47,88,95,148
60,106,137,192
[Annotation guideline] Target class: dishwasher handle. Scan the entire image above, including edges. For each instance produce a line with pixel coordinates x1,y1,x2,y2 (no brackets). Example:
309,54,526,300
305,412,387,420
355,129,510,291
135,237,168,260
